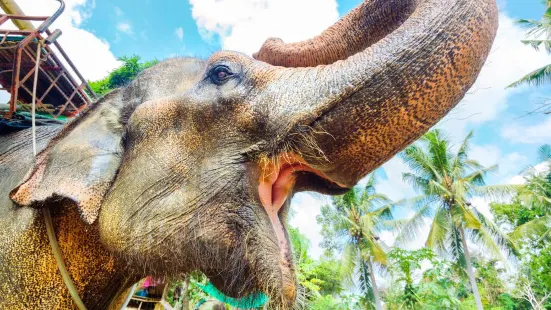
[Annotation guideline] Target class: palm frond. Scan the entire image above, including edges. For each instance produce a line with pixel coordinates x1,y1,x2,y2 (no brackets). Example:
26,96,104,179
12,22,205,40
452,131,473,176
401,144,441,182
472,207,518,259
462,165,498,187
393,204,435,245
470,184,521,201
360,236,387,266
511,215,551,243
402,172,431,193
516,16,551,37
370,204,395,221
521,39,551,53
427,179,453,197
424,130,453,175
464,159,485,171
358,260,375,303
363,173,377,197
340,242,359,286
538,144,551,162
455,203,482,230
425,206,451,252
403,194,440,211
449,226,467,268
508,64,551,88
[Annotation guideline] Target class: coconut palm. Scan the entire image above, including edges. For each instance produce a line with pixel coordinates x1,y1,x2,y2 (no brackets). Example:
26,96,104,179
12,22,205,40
317,174,395,310
395,130,517,310
511,144,551,243
509,4,551,88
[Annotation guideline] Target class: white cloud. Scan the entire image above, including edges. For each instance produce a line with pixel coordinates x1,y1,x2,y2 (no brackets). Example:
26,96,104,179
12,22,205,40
508,160,550,184
471,197,494,220
0,0,119,81
438,13,551,138
469,144,529,181
289,193,331,259
501,117,551,144
377,157,416,202
189,0,338,55
499,152,529,177
117,22,133,35
175,27,184,41
470,144,501,168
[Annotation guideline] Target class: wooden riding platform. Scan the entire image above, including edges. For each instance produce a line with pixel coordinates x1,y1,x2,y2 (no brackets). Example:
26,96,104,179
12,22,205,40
0,0,96,120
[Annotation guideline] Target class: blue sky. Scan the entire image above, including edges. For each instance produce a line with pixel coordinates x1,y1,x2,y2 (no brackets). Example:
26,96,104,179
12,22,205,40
4,0,551,258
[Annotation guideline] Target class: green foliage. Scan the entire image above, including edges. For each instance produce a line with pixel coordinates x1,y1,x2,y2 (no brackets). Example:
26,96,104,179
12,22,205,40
491,147,551,245
488,145,551,309
386,253,467,310
516,243,551,308
509,7,551,88
287,226,347,307
387,248,436,309
396,130,517,259
309,257,344,296
288,227,323,295
394,130,518,310
308,294,341,310
88,55,159,95
308,294,362,310
317,173,395,308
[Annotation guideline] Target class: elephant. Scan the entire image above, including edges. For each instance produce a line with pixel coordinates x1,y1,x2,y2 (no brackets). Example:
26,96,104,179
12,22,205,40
0,0,497,308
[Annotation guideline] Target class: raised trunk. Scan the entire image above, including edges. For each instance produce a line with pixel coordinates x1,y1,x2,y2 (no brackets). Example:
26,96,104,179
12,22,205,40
254,0,498,187
458,226,484,310
367,258,383,310
253,0,416,67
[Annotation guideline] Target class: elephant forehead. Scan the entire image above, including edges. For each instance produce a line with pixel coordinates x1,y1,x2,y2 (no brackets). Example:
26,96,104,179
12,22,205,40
208,51,252,65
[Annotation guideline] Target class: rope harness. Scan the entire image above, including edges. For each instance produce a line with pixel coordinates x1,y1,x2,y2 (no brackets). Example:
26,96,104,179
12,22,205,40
30,41,136,310
31,40,86,310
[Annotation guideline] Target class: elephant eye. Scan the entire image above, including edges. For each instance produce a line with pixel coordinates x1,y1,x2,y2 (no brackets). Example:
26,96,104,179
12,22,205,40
209,65,233,85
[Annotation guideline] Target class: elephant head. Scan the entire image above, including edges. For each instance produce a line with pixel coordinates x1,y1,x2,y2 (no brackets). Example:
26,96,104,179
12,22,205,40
9,0,497,308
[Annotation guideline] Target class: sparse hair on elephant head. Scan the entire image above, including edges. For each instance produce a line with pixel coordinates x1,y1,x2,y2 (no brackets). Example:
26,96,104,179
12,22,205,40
9,0,498,308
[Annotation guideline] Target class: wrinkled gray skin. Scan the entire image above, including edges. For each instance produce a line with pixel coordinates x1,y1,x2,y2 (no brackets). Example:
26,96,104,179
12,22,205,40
0,0,498,308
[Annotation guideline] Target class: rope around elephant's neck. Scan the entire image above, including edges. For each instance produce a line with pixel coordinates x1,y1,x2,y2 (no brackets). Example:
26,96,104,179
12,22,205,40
30,41,87,310
191,280,269,308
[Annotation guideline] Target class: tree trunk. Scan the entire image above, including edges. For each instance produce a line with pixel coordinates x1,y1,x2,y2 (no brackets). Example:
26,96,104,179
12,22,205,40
458,226,484,310
180,275,190,310
367,258,383,310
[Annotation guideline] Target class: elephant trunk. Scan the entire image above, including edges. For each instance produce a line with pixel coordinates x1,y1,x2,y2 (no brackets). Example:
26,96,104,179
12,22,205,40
253,0,417,67
254,0,498,187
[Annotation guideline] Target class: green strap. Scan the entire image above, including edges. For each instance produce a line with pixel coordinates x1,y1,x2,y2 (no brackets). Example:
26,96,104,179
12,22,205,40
191,280,269,308
44,208,88,310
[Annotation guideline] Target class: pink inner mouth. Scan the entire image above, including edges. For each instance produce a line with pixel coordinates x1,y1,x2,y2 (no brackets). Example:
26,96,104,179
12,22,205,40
257,155,342,256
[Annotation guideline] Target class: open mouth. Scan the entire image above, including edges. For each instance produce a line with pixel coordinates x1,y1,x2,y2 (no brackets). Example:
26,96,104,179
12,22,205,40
257,154,347,254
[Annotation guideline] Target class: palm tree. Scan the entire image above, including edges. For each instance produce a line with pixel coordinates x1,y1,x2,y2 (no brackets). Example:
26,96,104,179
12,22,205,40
511,144,551,243
395,130,517,310
317,174,395,310
509,5,551,88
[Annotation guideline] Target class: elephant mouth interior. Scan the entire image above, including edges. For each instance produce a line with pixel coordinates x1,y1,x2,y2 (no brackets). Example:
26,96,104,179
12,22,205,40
257,156,347,255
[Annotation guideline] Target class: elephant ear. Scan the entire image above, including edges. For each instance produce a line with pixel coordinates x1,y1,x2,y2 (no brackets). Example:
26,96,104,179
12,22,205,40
10,91,124,224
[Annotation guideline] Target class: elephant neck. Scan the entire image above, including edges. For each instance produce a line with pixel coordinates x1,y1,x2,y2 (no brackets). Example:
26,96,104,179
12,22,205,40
0,202,138,309
46,204,138,309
